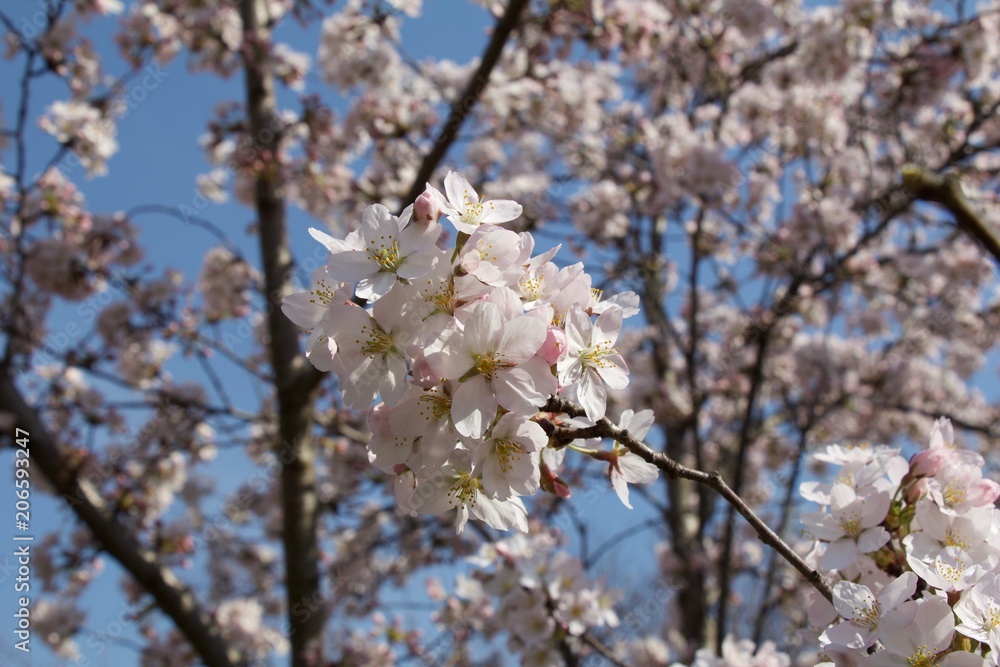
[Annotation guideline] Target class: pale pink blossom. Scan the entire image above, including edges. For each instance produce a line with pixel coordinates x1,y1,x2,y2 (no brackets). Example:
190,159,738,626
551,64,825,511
558,304,629,421
425,301,554,438
428,171,523,235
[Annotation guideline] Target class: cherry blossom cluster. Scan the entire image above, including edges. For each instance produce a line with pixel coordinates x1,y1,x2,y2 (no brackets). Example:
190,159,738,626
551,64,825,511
802,418,1000,666
283,172,657,533
435,531,620,665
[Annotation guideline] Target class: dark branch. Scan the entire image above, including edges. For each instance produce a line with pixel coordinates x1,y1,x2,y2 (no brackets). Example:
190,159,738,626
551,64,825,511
902,163,1000,266
397,0,530,210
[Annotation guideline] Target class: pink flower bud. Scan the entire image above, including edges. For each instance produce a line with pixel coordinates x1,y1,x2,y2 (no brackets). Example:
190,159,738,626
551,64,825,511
537,325,568,365
909,447,952,477
907,477,929,504
974,479,1000,507
413,189,441,225
540,461,572,499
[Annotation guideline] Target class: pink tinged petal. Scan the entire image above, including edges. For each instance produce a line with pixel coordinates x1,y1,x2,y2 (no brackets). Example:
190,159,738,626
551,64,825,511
557,356,583,386
592,306,623,347
860,491,891,527
565,305,592,352
465,302,505,354
596,353,629,390
610,469,633,509
821,620,872,650
305,332,337,372
380,355,409,407
617,453,658,485
538,325,568,365
452,376,496,439
281,292,325,330
308,227,352,253
480,199,523,223
576,368,607,422
357,271,398,302
916,597,958,653
857,526,889,553
498,316,546,363
877,600,920,656
473,496,528,533
393,468,418,515
454,505,470,534
939,655,987,667
878,571,918,611
521,356,557,400
325,250,380,282
337,357,379,409
415,431,459,469
973,479,1000,506
426,184,454,214
513,418,548,453
821,537,859,571
493,366,547,416
367,412,413,473
444,171,477,211
478,456,508,498
620,409,655,441
397,250,439,280
360,203,398,238
425,329,474,380
488,285,523,321
829,483,858,509
322,304,374,355
801,512,845,541
832,581,876,621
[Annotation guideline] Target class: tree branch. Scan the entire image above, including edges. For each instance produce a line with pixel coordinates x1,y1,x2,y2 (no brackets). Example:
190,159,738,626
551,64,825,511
902,163,1000,266
398,0,530,209
0,372,241,667
239,2,324,665
542,396,833,604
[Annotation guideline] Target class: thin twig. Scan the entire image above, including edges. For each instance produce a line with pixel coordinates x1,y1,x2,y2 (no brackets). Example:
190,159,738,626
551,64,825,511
542,396,834,603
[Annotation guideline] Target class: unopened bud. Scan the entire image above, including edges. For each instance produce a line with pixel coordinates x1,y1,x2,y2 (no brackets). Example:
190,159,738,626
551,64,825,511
414,189,441,225
537,325,568,365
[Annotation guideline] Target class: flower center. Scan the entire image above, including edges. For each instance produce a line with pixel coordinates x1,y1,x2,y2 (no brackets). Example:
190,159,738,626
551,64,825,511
492,438,524,473
519,274,544,301
945,528,970,550
942,480,966,507
310,278,337,306
447,472,482,508
476,239,498,262
905,646,936,667
368,237,401,270
850,594,881,630
838,512,862,538
474,352,509,380
935,556,967,584
460,192,493,225
580,340,616,369
359,325,394,357
418,392,451,421
985,601,1000,631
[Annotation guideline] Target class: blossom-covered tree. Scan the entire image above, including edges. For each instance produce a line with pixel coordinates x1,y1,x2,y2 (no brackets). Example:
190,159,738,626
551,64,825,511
1,0,999,665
